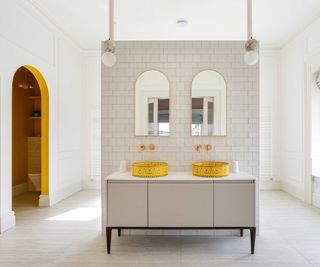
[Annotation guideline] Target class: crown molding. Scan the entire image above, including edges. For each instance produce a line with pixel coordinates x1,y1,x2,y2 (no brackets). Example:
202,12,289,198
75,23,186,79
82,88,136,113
25,0,84,50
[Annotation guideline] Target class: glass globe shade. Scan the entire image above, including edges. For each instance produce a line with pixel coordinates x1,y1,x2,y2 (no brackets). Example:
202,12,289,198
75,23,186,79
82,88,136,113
244,50,259,66
102,51,116,67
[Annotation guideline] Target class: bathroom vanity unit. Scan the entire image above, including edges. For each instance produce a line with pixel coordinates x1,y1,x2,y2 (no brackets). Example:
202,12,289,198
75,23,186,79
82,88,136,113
104,172,257,254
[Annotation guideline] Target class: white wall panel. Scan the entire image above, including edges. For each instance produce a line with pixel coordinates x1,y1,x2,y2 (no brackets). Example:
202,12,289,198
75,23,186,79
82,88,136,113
305,19,320,55
0,0,54,65
82,52,101,189
259,50,281,188
312,76,320,177
57,38,82,152
0,0,85,232
278,17,320,202
58,157,82,187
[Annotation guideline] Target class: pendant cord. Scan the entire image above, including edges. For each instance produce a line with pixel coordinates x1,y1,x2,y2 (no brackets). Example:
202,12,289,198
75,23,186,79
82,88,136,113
247,0,252,39
109,0,114,41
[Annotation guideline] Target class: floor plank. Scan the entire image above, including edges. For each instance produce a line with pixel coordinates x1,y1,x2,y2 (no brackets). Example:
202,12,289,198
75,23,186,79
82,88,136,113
0,190,319,266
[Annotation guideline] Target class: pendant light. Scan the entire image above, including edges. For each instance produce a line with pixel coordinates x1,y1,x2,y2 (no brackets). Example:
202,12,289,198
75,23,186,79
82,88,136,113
244,0,259,66
18,68,34,90
102,0,116,67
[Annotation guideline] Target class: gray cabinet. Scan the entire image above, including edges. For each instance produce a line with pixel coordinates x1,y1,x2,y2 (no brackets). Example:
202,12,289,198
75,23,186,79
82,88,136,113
106,179,256,228
148,181,213,227
107,181,148,227
105,177,257,254
213,181,255,227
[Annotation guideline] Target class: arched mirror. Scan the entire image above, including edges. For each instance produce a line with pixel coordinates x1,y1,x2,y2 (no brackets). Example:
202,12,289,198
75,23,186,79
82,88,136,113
135,70,170,136
191,70,226,136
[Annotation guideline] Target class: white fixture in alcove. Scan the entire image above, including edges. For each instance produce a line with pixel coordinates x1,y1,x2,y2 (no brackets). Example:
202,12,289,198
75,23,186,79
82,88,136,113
244,0,259,66
28,174,41,191
102,0,116,67
316,72,320,89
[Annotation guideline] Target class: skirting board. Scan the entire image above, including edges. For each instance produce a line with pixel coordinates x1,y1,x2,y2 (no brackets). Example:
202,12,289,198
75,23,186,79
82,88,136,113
312,176,320,208
82,179,101,190
39,194,50,207
48,181,82,206
312,192,320,209
12,183,28,197
281,180,305,201
39,182,82,207
0,210,15,233
260,180,281,190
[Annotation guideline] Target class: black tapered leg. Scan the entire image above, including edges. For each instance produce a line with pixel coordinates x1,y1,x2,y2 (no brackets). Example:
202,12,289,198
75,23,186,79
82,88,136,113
106,227,112,254
240,229,243,237
250,227,256,254
118,229,121,237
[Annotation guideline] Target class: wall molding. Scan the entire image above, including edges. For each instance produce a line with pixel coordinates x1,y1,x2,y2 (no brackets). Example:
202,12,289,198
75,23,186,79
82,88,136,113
49,181,82,206
39,194,50,207
26,0,83,49
82,179,101,190
312,176,320,208
260,180,281,190
312,192,320,209
57,38,83,153
281,179,305,201
0,0,56,66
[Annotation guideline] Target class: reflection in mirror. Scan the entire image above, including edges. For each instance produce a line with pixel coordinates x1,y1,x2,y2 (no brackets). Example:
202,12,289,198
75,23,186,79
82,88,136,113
191,70,226,136
135,70,170,136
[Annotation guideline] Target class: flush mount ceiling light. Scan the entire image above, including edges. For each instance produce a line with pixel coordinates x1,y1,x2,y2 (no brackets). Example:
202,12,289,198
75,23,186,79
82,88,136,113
244,0,259,66
176,18,189,27
18,69,34,90
18,81,34,90
102,0,116,67
316,72,320,89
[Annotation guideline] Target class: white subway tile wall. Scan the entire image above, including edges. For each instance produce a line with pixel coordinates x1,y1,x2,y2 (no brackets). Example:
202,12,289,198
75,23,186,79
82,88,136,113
102,41,259,178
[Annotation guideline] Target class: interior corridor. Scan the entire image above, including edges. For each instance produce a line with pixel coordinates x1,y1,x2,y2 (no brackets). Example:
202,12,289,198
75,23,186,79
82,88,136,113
0,190,319,266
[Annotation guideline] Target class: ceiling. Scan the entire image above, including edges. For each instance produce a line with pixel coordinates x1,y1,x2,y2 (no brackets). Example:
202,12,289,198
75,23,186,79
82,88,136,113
29,0,320,50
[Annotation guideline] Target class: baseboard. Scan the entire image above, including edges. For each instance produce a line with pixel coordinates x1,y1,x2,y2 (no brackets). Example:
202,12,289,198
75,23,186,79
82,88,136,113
0,210,15,233
12,183,28,197
48,181,82,206
82,179,101,190
312,176,320,208
39,194,50,207
260,180,281,190
281,180,305,201
312,193,320,208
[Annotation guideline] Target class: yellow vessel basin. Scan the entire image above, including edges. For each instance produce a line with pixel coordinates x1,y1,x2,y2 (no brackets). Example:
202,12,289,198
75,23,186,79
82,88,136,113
132,162,168,178
192,162,229,177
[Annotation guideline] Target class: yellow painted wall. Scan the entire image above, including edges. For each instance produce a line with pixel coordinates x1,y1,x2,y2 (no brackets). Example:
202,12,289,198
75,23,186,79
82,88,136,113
12,68,34,186
12,66,49,195
24,65,49,195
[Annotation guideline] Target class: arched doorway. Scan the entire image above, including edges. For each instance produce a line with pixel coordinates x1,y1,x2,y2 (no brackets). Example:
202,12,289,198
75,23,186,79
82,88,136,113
12,66,49,206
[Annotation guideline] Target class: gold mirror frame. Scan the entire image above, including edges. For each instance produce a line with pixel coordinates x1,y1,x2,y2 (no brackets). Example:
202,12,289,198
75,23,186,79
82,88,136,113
190,69,227,137
134,69,171,137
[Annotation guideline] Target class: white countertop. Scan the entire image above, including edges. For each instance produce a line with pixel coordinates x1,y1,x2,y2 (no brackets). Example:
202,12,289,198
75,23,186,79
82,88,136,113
105,171,256,182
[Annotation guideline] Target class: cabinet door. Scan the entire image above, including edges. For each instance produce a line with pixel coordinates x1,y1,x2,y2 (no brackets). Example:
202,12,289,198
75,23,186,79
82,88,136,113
107,181,148,227
213,181,255,227
149,181,213,227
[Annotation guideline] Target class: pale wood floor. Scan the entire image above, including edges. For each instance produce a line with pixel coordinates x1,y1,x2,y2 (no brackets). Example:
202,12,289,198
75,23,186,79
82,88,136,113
0,190,320,266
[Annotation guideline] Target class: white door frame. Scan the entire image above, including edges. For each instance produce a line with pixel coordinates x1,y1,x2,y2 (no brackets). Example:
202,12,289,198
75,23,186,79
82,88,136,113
304,62,313,204
304,50,320,204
